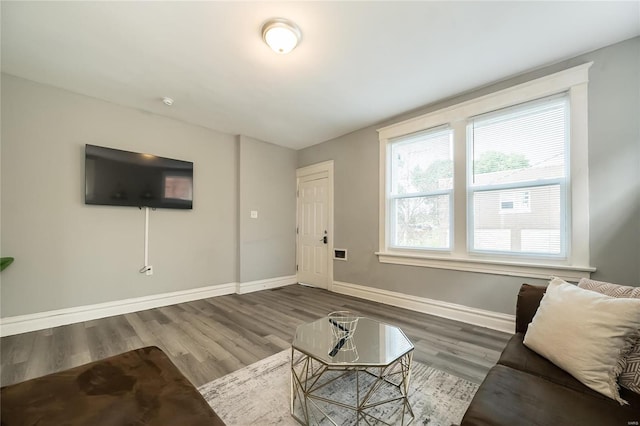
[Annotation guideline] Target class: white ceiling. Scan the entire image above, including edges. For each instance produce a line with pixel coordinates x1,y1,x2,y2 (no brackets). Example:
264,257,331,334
2,1,639,150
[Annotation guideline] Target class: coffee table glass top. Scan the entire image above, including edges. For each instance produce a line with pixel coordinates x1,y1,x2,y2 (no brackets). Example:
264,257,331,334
292,316,414,366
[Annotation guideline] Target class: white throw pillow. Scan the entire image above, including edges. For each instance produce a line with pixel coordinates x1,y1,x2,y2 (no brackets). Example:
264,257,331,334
523,277,640,405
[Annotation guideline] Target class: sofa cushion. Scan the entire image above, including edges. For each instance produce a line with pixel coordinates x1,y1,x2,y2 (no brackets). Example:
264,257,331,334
499,333,640,407
460,365,640,426
578,277,640,395
515,283,546,333
523,277,640,404
499,333,603,396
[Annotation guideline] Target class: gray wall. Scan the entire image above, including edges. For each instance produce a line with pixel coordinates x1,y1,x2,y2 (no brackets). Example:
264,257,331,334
298,37,640,315
1,74,296,317
239,135,296,283
2,38,636,319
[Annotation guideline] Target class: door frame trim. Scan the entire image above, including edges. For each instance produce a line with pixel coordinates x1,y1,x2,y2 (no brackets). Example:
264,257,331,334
296,160,334,291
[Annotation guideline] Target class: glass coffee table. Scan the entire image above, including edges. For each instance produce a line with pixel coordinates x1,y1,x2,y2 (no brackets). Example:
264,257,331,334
290,316,414,425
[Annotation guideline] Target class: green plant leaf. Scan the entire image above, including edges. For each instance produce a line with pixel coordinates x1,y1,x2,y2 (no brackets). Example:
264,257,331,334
1,257,14,271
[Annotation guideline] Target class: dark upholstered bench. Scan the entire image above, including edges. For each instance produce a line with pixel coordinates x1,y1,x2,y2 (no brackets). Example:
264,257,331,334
1,346,224,425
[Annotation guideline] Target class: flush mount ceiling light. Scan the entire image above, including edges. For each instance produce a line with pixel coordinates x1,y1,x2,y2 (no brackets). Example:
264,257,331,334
261,18,301,54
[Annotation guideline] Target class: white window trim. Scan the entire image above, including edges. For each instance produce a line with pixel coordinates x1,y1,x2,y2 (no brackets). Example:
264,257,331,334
377,63,595,281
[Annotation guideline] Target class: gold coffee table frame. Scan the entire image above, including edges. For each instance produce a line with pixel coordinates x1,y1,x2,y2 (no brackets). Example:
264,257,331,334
290,317,414,425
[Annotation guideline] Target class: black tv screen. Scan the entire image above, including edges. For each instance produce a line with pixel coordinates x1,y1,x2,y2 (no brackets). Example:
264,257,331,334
85,144,193,209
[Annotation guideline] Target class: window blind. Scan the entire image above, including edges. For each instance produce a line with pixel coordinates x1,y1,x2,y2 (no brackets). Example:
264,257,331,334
468,94,569,256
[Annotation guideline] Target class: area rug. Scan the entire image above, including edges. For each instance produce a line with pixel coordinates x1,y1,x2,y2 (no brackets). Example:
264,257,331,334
198,350,478,426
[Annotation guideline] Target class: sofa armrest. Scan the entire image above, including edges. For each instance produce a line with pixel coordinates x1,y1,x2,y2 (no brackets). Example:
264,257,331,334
515,284,546,333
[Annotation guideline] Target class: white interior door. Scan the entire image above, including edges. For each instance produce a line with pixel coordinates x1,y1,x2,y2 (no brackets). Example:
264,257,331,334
297,175,329,288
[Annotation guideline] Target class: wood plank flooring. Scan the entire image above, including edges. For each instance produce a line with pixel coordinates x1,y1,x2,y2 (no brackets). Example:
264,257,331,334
0,284,512,388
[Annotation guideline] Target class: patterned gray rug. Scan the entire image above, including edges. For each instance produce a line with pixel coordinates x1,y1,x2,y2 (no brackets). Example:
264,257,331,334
199,349,478,426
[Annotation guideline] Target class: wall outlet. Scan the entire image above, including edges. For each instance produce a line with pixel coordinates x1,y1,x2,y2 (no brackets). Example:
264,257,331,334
146,265,153,276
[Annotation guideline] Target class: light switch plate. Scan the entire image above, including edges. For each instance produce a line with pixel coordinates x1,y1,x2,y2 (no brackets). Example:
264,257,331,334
250,210,258,219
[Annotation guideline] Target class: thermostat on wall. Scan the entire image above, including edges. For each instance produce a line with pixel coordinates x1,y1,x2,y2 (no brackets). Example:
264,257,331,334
334,249,347,261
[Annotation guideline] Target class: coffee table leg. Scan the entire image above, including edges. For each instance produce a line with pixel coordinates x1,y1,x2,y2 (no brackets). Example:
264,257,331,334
291,348,414,425
357,351,414,425
292,348,327,425
291,347,309,425
400,351,414,423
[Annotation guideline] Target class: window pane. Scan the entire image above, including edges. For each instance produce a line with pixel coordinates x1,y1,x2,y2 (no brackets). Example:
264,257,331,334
392,195,450,249
472,185,561,254
470,96,567,186
390,129,453,195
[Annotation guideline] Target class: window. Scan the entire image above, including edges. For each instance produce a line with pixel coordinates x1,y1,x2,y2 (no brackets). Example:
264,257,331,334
468,95,568,256
388,127,453,250
377,64,595,281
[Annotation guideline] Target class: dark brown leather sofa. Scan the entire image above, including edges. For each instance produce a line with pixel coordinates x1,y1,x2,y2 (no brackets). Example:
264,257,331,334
461,284,640,426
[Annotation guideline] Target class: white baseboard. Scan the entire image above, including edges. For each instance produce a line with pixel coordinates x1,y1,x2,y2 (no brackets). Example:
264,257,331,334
0,282,237,337
0,277,511,337
332,281,515,334
236,275,297,294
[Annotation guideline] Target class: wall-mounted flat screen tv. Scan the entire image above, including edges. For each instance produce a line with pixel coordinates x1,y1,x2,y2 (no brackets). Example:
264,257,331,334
85,144,193,209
